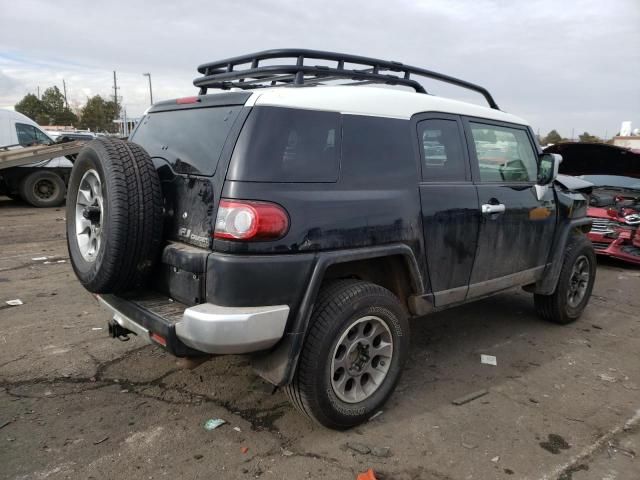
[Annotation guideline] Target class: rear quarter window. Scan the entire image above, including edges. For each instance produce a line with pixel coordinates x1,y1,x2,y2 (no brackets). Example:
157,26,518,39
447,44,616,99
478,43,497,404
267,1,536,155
227,106,341,183
131,106,242,176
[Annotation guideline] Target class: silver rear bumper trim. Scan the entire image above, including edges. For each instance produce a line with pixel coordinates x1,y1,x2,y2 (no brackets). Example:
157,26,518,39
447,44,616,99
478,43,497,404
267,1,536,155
175,304,289,354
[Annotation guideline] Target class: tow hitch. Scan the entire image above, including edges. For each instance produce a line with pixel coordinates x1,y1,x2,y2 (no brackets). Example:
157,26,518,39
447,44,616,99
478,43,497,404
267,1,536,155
108,318,133,342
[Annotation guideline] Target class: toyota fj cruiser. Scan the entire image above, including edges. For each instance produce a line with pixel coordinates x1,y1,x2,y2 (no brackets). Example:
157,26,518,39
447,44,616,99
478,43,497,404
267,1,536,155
66,49,595,429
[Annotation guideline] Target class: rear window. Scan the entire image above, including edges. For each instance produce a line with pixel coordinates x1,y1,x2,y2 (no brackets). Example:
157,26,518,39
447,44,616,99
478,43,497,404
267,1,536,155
131,106,242,176
227,106,341,183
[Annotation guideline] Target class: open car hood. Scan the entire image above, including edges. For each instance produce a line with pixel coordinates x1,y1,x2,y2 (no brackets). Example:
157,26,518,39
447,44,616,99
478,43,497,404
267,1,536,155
544,142,640,178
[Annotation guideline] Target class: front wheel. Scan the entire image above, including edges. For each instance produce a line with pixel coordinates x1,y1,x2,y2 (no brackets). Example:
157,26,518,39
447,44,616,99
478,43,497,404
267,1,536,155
535,233,596,324
284,280,410,429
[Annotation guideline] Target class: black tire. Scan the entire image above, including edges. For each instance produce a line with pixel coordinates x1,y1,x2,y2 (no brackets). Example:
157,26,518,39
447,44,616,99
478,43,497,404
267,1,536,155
66,138,163,293
534,233,596,324
284,280,410,429
19,170,66,207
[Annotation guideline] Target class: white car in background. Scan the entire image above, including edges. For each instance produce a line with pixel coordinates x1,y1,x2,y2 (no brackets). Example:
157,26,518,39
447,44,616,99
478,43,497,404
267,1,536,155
0,109,74,207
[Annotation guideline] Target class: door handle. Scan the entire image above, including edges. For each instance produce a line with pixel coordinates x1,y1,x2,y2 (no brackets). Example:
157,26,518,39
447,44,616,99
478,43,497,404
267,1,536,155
481,203,506,214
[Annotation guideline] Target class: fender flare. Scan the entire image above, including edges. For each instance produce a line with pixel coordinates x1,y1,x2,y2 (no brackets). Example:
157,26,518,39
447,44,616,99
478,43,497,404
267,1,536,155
251,244,424,386
529,217,593,295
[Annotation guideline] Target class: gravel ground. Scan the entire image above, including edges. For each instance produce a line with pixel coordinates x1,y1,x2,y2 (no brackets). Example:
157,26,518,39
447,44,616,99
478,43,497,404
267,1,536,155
1,195,639,480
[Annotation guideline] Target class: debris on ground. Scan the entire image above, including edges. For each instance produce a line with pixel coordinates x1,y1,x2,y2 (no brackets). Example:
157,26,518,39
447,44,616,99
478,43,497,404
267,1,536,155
93,436,109,445
371,446,392,458
31,256,48,261
203,418,226,430
92,327,103,331
0,420,12,430
241,446,249,454
491,456,500,463
607,441,636,458
452,389,489,406
233,426,241,432
5,299,23,306
344,442,392,458
345,442,371,455
598,373,616,383
356,469,378,480
480,354,497,366
368,410,384,421
282,449,294,457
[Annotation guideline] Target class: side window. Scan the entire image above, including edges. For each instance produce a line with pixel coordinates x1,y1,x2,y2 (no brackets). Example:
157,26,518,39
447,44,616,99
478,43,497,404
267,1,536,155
16,123,38,146
469,123,537,182
228,107,340,183
417,119,467,182
34,128,51,145
15,123,50,146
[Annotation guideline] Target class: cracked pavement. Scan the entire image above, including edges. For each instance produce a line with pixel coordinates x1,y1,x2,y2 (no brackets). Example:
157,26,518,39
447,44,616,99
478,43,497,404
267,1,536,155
1,196,639,480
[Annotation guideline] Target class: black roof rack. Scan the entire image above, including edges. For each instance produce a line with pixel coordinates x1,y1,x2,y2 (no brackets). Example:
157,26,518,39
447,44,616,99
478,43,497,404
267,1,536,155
194,49,500,110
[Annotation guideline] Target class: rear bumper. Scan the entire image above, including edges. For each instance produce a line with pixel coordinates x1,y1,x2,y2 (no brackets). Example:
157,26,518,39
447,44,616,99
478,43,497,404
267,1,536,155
98,294,289,355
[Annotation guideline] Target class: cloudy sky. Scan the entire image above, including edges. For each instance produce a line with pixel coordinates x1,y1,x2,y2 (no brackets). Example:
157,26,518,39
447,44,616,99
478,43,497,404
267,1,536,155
1,0,638,138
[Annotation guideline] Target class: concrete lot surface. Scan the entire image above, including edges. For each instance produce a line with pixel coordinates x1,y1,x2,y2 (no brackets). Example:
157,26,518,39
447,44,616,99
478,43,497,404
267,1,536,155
1,196,639,480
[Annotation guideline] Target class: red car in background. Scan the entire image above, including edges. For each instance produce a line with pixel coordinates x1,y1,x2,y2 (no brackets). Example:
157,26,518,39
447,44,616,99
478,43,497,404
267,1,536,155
545,143,640,266
580,175,640,265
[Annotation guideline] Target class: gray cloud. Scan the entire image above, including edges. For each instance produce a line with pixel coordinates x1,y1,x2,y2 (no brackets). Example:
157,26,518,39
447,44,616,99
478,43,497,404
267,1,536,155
0,0,638,137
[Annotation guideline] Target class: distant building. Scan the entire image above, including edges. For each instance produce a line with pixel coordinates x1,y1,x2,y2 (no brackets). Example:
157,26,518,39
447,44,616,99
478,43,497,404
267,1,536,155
613,136,640,150
613,121,640,150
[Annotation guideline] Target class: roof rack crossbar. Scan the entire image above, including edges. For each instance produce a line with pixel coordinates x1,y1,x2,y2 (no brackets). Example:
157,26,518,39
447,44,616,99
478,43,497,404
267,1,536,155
193,49,499,110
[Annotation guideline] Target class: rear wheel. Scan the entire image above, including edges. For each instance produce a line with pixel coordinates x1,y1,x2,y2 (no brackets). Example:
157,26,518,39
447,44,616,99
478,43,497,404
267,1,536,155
285,280,409,429
19,171,66,207
534,233,596,324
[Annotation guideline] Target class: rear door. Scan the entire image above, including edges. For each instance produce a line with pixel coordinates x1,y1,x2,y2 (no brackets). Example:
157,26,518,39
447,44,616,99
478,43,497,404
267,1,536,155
130,94,249,249
464,118,556,298
416,113,480,307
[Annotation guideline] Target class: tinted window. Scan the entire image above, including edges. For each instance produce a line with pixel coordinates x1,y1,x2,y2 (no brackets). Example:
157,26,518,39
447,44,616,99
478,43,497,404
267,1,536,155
418,119,467,181
341,115,414,185
16,123,51,146
228,107,340,183
131,106,242,176
470,123,537,182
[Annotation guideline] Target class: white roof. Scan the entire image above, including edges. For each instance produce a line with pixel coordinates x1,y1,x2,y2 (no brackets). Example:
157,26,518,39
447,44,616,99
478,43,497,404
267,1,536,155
244,86,528,126
0,108,39,126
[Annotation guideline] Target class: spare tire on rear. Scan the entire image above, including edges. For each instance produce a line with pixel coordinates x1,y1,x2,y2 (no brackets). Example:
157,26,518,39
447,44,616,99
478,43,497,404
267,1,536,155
66,137,163,293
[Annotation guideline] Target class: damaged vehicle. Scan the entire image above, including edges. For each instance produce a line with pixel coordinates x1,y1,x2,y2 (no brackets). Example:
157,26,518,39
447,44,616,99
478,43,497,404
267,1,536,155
546,142,640,265
65,50,596,429
582,175,640,264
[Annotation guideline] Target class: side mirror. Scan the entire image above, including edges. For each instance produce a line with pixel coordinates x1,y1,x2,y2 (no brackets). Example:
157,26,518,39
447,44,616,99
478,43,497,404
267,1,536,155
538,153,562,185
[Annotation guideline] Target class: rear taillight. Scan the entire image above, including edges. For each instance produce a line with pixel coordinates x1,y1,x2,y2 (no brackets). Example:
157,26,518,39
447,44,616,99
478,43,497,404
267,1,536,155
214,199,289,241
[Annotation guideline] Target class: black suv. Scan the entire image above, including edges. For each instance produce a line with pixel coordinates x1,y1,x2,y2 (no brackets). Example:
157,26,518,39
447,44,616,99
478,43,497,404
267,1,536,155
65,50,595,429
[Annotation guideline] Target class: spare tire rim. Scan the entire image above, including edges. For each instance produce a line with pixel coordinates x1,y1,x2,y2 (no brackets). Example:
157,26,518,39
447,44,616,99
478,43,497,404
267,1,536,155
567,255,590,308
75,170,103,263
330,315,393,403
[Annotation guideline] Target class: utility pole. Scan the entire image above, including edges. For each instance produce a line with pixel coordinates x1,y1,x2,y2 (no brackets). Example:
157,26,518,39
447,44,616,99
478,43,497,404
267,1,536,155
113,71,120,135
113,71,119,112
62,79,69,109
37,86,40,99
142,73,153,105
